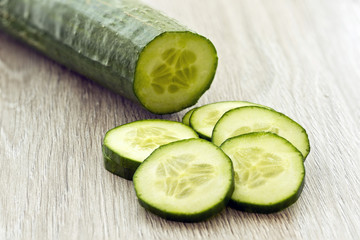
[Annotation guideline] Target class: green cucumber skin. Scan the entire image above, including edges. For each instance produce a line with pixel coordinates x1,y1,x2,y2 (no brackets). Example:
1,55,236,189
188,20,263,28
103,154,135,180
102,142,141,180
228,178,305,214
182,108,197,126
0,0,214,114
137,182,233,222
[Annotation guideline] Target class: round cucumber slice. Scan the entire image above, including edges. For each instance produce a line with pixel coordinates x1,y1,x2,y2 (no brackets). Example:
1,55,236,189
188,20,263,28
220,132,305,213
133,139,234,222
134,32,218,114
182,108,197,126
102,120,198,180
212,106,310,159
189,101,269,140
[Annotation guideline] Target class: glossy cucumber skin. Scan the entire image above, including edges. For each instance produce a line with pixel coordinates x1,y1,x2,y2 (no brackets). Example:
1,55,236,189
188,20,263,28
103,152,138,180
102,143,140,180
0,0,205,113
228,178,305,213
137,181,234,222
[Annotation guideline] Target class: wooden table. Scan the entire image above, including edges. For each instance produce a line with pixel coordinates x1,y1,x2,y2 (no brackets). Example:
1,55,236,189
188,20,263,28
1,0,359,239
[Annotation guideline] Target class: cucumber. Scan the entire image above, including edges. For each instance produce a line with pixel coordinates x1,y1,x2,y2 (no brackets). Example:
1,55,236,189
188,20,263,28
0,0,217,114
212,106,310,159
102,120,198,180
189,101,268,140
133,139,234,222
182,108,197,125
220,132,305,213
103,154,135,180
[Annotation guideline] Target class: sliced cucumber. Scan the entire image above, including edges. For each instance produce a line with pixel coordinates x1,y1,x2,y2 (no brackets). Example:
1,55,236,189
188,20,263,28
220,132,305,213
134,32,218,114
189,101,268,140
182,108,197,125
212,106,310,159
102,120,198,180
133,139,234,222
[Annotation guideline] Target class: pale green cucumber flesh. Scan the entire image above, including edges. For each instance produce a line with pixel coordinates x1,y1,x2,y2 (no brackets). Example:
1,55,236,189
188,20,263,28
133,139,234,222
190,101,269,140
182,108,197,125
212,106,310,159
134,32,217,114
0,0,217,114
220,132,305,213
102,120,198,179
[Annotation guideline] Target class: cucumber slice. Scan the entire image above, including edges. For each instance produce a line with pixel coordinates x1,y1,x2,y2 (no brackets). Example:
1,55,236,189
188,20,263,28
182,108,197,125
102,120,198,180
212,106,310,159
189,101,269,140
134,32,218,114
220,132,305,213
133,139,234,222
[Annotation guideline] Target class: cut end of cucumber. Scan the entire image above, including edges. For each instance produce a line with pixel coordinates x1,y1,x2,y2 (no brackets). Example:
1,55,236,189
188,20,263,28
134,32,218,114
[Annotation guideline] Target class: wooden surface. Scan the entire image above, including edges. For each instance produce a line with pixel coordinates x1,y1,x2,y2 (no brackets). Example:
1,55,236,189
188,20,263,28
1,0,360,239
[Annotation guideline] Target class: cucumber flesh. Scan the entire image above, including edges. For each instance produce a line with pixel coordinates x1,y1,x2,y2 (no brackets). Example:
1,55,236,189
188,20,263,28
212,106,310,159
134,32,217,114
182,108,197,125
220,132,305,213
102,120,198,180
133,139,234,222
190,101,269,140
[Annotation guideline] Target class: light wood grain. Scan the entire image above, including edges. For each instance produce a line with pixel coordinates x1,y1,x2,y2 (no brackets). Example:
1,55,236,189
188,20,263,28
1,0,360,239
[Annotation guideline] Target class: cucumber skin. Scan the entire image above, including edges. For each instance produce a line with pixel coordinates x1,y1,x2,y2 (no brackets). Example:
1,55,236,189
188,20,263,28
103,154,135,180
182,108,197,126
0,0,216,114
137,182,233,222
102,139,144,180
228,178,305,214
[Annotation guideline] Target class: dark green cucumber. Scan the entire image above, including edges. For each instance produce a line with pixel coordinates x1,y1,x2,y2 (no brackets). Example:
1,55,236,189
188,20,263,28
0,0,217,114
102,119,198,180
133,139,234,222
